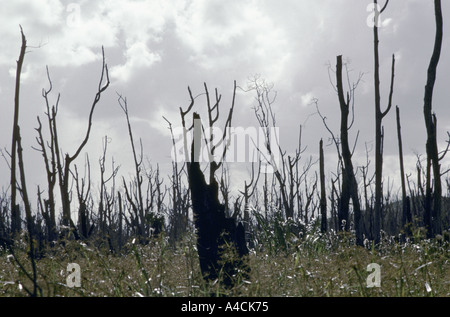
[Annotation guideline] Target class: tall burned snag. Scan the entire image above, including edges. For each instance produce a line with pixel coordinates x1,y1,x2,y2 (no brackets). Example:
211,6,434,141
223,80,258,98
239,159,260,245
423,0,446,238
163,116,190,244
118,95,163,244
9,26,33,239
10,26,27,236
335,55,362,245
396,106,412,236
319,139,327,233
36,47,110,234
35,66,60,242
372,0,396,243
60,48,110,229
317,56,363,243
7,26,41,296
179,81,249,287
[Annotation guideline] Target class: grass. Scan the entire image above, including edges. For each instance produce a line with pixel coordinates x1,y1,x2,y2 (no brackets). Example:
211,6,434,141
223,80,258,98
0,227,449,297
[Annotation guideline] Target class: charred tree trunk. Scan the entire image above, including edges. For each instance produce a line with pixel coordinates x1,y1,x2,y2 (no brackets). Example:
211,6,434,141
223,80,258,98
319,139,327,233
10,26,26,236
188,112,248,287
58,48,109,229
396,106,412,236
11,205,21,236
373,1,396,243
423,0,443,238
336,55,363,245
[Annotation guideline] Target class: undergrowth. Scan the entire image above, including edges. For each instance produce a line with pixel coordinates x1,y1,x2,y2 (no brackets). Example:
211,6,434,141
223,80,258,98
0,223,448,297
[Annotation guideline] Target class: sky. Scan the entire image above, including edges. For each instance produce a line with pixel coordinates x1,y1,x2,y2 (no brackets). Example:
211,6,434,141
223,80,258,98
1,0,450,206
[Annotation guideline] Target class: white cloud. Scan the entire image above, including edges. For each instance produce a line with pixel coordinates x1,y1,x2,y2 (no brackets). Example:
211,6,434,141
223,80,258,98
110,42,161,82
172,0,293,82
174,0,246,52
382,18,393,28
300,92,315,107
102,0,169,43
97,0,175,82
0,0,64,65
1,0,64,28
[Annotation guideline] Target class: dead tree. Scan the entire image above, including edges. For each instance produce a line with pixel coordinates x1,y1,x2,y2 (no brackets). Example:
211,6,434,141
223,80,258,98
118,95,163,243
163,116,190,244
61,49,109,230
239,159,261,245
336,55,362,245
10,26,33,238
247,77,306,221
180,81,249,287
73,156,92,240
35,67,60,242
10,26,26,236
35,48,109,233
7,26,41,296
423,0,445,238
396,106,412,236
98,135,120,238
372,0,396,243
316,58,363,244
319,139,327,233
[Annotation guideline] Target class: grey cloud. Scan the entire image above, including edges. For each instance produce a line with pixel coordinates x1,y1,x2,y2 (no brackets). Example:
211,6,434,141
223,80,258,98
1,0,450,191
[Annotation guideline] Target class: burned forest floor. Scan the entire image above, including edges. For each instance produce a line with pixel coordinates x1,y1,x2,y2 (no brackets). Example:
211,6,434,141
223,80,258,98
0,225,449,297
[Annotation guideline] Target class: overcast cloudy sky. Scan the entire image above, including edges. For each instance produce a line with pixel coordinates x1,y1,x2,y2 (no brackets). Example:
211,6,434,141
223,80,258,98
1,0,450,199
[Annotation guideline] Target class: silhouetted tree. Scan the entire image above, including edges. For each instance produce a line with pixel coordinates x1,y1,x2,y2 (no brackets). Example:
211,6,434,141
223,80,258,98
335,55,362,245
396,106,412,236
163,116,190,244
8,26,40,296
10,26,26,236
319,139,327,233
35,48,109,234
423,0,446,238
316,56,363,245
372,0,396,243
180,82,249,287
118,94,164,243
35,78,58,242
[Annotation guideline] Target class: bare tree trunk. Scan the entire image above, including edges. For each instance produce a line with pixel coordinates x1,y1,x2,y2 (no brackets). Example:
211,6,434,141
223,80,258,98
10,26,26,236
396,106,412,236
239,160,260,245
336,55,363,245
9,27,41,296
373,1,396,243
188,112,248,287
423,0,443,238
319,139,327,233
118,95,148,242
164,116,190,243
41,48,109,230
180,82,249,288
